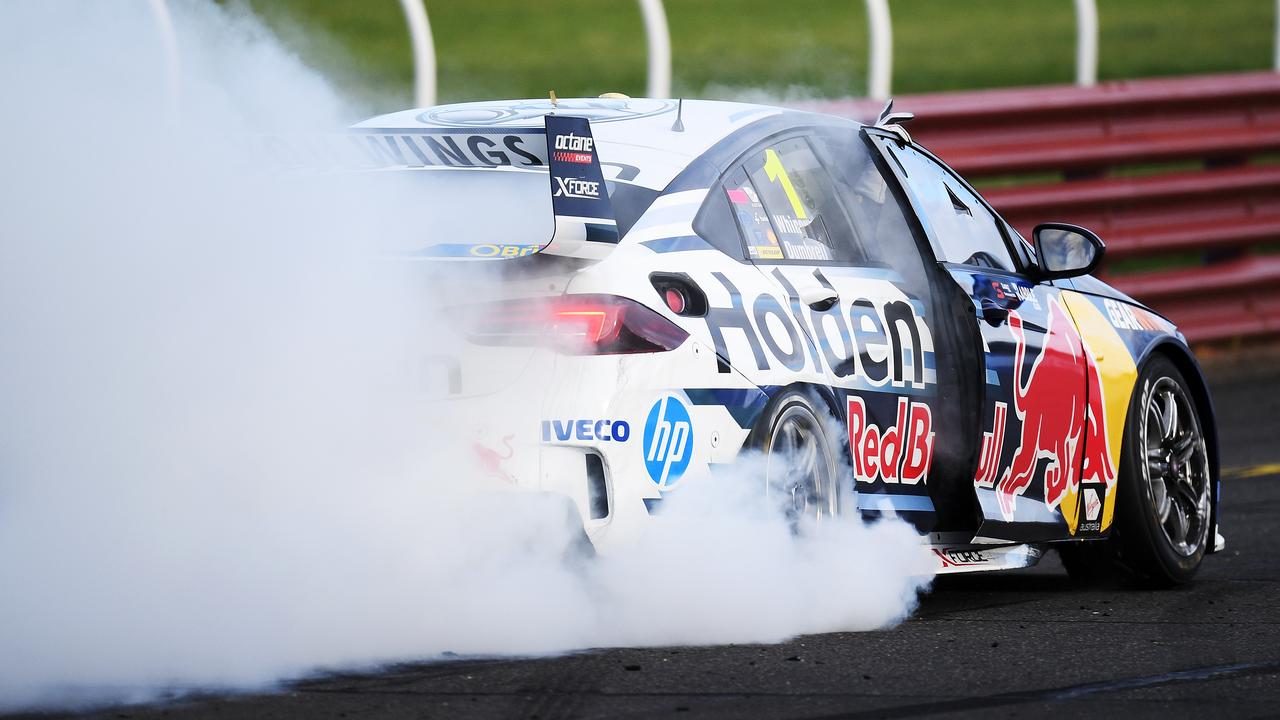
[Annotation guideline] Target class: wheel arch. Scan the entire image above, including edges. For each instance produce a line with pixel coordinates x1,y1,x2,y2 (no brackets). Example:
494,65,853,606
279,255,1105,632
1136,338,1222,552
748,382,845,444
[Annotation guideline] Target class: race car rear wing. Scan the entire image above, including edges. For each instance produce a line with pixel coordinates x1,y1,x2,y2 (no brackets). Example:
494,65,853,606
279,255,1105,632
539,114,620,260
259,114,624,261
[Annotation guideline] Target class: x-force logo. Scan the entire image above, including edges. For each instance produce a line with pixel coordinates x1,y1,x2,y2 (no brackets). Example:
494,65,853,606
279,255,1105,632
553,176,600,199
933,548,990,568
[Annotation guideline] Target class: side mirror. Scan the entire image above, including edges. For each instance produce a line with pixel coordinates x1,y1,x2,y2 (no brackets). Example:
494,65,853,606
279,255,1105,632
1032,222,1105,279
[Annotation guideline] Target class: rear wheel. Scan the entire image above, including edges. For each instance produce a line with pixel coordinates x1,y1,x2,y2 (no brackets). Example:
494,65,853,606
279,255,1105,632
1116,355,1212,585
749,390,841,524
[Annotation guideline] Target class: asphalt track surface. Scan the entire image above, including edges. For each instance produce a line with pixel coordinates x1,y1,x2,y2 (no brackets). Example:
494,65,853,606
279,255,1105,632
17,353,1280,720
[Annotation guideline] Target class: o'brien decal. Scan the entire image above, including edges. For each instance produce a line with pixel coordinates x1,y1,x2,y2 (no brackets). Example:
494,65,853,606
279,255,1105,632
847,396,934,484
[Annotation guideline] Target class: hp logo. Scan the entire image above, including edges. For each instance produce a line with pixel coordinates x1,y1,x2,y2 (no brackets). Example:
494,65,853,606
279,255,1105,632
643,395,693,489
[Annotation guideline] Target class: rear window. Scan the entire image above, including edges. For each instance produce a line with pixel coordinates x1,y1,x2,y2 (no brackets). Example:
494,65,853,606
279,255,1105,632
722,137,860,264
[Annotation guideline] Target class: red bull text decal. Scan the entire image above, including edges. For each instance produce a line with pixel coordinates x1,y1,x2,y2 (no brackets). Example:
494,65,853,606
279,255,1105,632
973,401,1007,489
847,396,935,484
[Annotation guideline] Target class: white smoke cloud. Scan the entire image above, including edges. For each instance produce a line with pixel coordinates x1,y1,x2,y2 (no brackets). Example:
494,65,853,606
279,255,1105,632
0,1,933,711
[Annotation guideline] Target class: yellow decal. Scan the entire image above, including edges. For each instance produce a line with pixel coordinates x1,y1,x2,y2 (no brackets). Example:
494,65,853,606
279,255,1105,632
469,244,540,258
1061,291,1139,531
763,149,808,220
753,245,784,260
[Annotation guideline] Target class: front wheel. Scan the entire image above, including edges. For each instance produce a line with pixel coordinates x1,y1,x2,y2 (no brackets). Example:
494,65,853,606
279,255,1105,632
1116,355,1213,585
748,389,842,524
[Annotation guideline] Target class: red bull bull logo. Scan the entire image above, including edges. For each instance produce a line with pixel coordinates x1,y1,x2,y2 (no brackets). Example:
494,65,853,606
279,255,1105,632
1000,299,1086,519
973,295,1118,532
474,434,516,484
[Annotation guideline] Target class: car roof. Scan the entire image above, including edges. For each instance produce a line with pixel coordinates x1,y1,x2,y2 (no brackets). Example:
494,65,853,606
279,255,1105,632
353,97,845,191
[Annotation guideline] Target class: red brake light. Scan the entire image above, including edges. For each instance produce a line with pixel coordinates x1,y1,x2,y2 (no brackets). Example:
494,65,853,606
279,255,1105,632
553,306,621,345
459,294,688,355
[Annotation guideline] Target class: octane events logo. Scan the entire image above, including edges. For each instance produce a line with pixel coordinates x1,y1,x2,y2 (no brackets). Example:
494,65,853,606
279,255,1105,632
552,131,594,164
643,395,693,489
976,297,1116,527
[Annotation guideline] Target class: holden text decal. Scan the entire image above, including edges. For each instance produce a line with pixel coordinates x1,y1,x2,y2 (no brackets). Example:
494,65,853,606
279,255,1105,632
702,272,934,391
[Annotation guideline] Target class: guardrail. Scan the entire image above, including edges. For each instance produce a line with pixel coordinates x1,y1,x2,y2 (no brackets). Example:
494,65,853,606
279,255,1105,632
807,71,1280,345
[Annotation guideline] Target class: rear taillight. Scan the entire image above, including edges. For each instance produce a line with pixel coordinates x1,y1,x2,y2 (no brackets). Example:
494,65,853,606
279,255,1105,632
459,294,689,355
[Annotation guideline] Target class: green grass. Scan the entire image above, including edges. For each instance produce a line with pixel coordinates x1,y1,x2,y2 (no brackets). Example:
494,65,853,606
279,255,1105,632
235,0,1274,114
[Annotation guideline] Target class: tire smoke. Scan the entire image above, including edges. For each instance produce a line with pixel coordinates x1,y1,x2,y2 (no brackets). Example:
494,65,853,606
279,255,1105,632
0,1,933,711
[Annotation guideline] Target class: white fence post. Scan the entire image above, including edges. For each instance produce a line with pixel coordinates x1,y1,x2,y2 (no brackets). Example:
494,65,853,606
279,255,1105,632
145,0,181,114
638,0,672,98
398,0,436,107
1074,0,1098,87
1274,0,1280,70
864,0,892,101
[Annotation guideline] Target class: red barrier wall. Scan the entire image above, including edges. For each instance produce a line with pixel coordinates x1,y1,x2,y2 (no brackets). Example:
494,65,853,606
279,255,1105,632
803,72,1280,345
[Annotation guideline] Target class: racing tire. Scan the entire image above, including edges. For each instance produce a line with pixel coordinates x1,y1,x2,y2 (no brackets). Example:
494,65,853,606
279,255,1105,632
747,389,842,524
1114,355,1213,586
1056,539,1120,585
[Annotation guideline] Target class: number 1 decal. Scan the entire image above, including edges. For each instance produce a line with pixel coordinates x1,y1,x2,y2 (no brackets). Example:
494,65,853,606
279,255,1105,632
763,148,808,220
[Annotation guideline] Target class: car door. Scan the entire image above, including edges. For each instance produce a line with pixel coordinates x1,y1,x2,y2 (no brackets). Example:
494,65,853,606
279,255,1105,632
869,132,1090,542
720,130,956,531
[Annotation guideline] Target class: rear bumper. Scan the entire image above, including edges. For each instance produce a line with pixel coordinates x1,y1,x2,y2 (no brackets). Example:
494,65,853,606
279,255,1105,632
454,339,763,552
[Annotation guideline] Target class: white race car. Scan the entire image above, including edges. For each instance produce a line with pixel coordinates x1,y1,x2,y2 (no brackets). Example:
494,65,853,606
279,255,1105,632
349,96,1221,584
